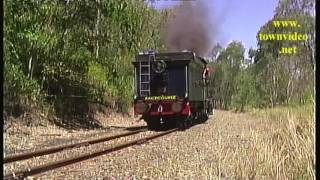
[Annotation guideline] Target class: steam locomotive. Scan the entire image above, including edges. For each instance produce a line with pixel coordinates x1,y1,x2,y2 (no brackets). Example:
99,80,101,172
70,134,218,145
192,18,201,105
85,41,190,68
132,50,213,130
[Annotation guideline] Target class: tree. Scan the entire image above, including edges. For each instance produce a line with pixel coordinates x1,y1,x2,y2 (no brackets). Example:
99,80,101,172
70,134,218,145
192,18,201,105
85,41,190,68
4,0,171,119
248,47,257,63
209,43,223,61
209,41,245,110
254,0,315,106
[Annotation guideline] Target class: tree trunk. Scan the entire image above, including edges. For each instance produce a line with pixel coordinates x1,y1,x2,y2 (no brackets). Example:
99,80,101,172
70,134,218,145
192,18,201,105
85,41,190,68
286,75,293,104
28,56,33,79
95,0,101,59
271,63,277,107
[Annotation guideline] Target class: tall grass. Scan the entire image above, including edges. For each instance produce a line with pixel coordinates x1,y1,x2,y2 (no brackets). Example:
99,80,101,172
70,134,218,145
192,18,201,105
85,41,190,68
248,103,315,179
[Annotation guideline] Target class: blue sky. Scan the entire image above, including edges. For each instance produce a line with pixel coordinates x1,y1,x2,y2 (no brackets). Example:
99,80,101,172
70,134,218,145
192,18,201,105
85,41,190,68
148,0,278,50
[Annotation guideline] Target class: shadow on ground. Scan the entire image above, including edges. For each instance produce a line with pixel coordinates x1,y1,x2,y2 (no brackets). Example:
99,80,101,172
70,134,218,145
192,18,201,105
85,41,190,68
148,116,210,132
51,116,106,130
52,97,110,130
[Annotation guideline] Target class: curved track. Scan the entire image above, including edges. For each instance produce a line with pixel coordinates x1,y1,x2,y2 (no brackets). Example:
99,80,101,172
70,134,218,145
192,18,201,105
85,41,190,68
4,128,178,180
4,128,147,163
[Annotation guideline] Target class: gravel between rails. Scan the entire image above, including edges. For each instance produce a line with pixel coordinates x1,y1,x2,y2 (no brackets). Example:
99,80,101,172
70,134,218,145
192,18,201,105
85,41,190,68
5,111,268,180
7,110,264,180
4,126,143,156
4,112,146,155
4,129,152,175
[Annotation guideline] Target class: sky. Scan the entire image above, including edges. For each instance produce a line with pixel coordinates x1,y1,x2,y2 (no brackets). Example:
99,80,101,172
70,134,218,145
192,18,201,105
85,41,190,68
148,0,279,52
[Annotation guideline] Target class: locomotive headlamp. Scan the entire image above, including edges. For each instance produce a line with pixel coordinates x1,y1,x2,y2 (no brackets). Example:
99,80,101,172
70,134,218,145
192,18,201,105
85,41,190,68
152,60,167,73
135,101,149,114
171,101,183,113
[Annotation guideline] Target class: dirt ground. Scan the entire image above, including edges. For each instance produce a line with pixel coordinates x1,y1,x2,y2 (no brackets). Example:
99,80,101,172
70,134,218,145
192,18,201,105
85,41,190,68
4,111,146,155
4,107,314,179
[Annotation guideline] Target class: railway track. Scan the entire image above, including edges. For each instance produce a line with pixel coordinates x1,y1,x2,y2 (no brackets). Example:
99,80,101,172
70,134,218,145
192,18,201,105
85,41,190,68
4,128,178,179
4,127,147,164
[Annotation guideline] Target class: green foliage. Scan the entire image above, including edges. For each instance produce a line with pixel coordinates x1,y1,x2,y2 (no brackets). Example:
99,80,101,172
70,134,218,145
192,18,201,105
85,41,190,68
209,0,314,111
4,0,170,118
4,61,42,106
254,0,314,107
233,67,269,110
209,41,245,110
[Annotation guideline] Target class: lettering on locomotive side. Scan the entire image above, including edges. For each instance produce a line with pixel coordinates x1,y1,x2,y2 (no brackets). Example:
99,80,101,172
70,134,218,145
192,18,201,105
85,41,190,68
144,95,177,101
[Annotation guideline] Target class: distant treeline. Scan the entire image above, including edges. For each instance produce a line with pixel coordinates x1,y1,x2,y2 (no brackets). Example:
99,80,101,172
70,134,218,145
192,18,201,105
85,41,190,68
207,0,314,111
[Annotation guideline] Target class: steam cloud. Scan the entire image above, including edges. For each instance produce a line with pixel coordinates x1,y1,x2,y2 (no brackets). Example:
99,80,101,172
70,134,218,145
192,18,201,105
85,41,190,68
163,0,215,56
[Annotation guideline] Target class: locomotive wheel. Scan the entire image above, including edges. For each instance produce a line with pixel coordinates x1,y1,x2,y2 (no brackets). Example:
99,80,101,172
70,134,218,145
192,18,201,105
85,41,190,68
147,122,154,130
176,118,186,130
201,111,208,122
146,118,159,130
194,112,199,123
186,115,193,128
203,111,209,122
146,120,153,130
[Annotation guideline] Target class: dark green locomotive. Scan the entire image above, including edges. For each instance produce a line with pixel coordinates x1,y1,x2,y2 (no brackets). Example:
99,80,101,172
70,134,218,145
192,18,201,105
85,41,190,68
132,51,213,130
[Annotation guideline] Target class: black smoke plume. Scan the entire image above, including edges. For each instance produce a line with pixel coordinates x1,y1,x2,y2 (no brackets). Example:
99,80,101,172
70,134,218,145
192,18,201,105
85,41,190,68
162,0,215,56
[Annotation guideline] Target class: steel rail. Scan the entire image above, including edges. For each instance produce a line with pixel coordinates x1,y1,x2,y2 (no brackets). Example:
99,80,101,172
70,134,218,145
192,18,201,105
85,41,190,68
4,128,178,180
4,128,147,164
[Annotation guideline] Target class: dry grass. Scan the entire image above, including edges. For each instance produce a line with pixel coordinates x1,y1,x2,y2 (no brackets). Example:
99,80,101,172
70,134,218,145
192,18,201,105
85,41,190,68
244,104,315,179
4,111,145,155
4,105,315,179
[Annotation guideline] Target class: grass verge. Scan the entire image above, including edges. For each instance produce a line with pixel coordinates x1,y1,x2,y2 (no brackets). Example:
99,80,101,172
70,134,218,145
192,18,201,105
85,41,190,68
245,103,315,179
